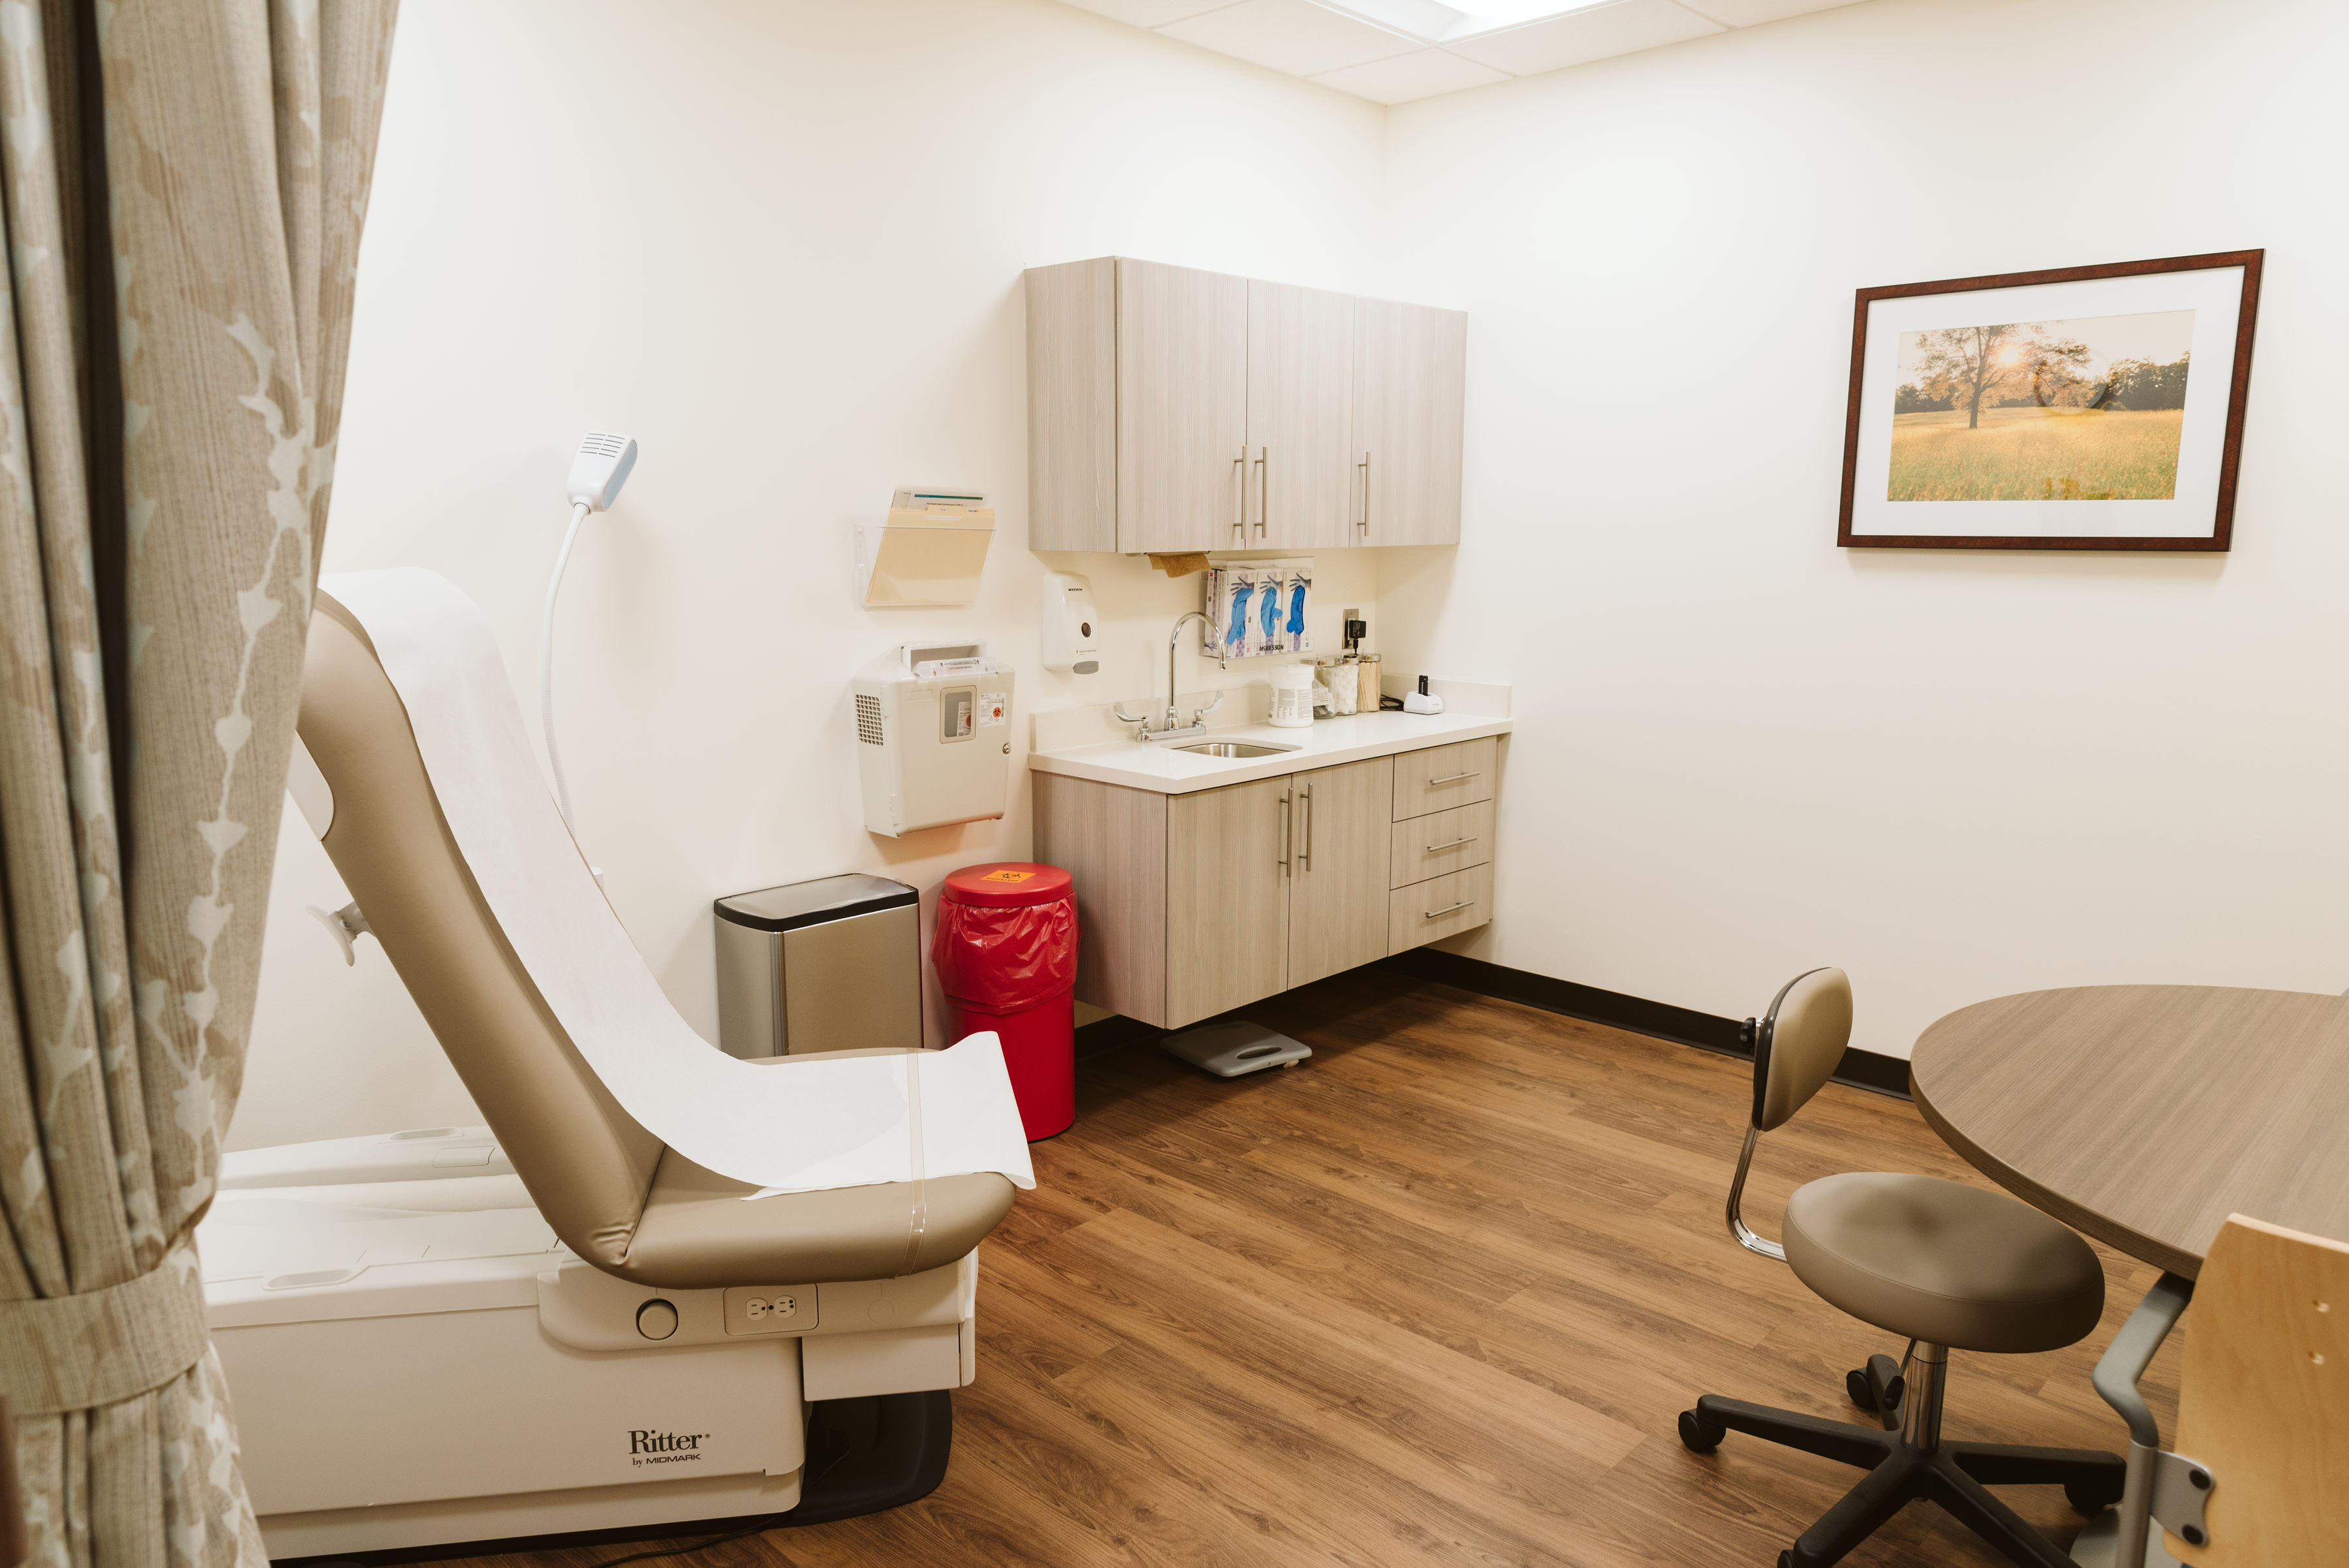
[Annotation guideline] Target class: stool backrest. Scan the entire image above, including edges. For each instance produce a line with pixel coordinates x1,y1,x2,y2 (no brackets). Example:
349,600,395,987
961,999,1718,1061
1752,967,1852,1131
2172,1213,2349,1565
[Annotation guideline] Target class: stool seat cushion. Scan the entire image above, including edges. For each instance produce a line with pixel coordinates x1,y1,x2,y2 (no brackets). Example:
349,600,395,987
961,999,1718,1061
1782,1172,2104,1353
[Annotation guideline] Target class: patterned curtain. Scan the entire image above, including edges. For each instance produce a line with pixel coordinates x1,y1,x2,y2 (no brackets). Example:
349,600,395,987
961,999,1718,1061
0,5,397,1566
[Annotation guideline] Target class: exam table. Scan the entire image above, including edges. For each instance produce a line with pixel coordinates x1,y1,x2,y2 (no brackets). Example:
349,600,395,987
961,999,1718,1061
199,592,1019,1557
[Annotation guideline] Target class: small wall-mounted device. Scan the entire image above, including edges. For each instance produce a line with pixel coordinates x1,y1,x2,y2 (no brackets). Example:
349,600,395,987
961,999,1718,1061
1040,571,1100,675
850,639,1017,837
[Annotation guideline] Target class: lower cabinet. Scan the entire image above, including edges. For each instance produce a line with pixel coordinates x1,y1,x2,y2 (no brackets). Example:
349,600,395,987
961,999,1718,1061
1165,775,1293,1028
1285,757,1394,989
1033,744,1495,1032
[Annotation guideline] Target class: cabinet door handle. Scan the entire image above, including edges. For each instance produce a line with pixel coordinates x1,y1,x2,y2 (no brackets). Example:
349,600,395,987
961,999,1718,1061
1426,769,1481,787
1277,790,1292,874
1298,782,1313,870
1232,448,1248,540
1423,899,1476,921
1357,450,1370,534
1424,834,1479,854
1254,446,1268,536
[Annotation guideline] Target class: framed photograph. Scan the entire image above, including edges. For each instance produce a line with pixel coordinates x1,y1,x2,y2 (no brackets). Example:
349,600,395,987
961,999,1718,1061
1838,250,2262,550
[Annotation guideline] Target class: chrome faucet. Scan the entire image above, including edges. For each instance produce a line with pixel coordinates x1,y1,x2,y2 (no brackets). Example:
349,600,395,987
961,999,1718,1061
1114,610,1227,742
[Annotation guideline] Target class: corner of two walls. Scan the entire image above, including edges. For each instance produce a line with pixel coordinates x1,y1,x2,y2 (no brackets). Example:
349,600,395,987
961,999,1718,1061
233,0,1399,1149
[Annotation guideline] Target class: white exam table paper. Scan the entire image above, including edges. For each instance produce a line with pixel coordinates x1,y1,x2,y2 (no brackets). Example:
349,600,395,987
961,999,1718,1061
323,568,1036,1199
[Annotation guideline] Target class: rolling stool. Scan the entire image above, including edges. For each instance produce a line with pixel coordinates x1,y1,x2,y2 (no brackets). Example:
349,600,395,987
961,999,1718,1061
1676,968,2123,1568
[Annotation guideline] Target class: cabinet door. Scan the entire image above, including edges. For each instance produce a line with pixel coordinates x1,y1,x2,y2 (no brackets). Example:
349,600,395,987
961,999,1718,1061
1116,259,1250,553
1165,776,1293,1028
1246,280,1357,549
1287,756,1395,988
1353,300,1466,546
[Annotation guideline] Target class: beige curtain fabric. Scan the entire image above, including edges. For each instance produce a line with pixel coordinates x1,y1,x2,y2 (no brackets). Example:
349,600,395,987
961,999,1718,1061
0,4,397,1566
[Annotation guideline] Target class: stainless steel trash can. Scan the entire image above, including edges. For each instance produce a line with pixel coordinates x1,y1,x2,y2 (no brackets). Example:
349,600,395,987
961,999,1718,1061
712,873,921,1058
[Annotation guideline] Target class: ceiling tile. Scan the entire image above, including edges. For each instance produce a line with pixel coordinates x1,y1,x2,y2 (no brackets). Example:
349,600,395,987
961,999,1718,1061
1312,47,1512,104
1158,0,1420,78
1057,0,1234,25
1680,0,1868,24
1446,0,1722,76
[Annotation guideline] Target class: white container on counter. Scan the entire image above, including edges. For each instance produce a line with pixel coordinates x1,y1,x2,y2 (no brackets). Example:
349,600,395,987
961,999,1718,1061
1269,663,1315,728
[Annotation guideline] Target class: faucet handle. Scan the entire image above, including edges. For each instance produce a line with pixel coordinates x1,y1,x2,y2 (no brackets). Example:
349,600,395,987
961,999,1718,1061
1112,699,1154,726
1190,688,1226,724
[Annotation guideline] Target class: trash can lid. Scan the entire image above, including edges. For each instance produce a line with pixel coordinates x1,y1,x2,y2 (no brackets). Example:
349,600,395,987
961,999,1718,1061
714,872,918,932
941,862,1073,908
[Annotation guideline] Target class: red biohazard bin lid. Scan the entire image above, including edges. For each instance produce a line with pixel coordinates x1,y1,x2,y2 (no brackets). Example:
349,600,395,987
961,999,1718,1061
940,862,1073,908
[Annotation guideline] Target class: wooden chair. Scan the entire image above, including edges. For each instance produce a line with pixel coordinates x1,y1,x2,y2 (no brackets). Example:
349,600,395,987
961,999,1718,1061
2168,1214,2348,1564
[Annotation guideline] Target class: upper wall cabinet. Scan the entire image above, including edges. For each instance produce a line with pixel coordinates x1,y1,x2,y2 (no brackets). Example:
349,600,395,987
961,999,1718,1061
1025,257,1465,554
1353,300,1467,547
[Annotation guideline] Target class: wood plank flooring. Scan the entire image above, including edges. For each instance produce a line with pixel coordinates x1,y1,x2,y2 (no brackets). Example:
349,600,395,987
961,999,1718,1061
457,973,2181,1568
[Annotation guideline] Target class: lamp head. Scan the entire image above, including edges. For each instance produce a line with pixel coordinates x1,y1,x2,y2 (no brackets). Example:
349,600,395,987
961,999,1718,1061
566,431,637,510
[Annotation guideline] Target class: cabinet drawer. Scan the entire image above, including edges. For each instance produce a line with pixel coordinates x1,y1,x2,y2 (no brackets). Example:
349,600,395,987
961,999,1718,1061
1391,736,1496,820
1389,799,1493,888
1388,862,1492,954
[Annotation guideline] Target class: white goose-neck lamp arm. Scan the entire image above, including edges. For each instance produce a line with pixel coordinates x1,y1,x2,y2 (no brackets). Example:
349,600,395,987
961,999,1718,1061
540,430,637,867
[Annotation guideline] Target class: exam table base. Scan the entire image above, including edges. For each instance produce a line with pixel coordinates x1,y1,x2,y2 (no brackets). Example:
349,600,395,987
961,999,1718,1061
270,1391,954,1565
1683,1394,2124,1568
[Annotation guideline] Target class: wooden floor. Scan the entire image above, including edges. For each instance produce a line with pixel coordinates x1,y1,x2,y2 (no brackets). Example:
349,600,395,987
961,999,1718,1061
465,974,2182,1568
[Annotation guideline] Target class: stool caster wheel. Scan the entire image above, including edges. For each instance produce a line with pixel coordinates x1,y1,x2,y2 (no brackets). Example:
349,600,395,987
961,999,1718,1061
1676,1409,1723,1454
1847,1353,1905,1422
1777,1553,1798,1568
2065,1475,2124,1516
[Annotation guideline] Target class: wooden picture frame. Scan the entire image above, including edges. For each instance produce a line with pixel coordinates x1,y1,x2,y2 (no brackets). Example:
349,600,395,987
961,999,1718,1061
1837,250,2262,551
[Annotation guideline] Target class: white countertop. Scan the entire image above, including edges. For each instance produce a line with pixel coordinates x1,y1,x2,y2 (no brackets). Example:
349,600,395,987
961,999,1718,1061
1027,709,1511,795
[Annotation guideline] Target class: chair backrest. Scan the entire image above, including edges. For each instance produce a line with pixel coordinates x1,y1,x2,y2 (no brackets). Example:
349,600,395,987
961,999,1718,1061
1751,966,1852,1131
298,594,664,1270
2172,1214,2349,1565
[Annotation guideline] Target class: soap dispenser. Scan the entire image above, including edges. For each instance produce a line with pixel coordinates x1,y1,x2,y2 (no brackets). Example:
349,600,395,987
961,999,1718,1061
1041,571,1100,675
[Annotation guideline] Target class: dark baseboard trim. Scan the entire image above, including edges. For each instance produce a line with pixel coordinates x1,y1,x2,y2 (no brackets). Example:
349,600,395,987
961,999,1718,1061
1377,949,1911,1100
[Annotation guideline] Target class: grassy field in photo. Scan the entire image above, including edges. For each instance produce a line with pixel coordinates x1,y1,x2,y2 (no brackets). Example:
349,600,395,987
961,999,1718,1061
1887,407,2184,500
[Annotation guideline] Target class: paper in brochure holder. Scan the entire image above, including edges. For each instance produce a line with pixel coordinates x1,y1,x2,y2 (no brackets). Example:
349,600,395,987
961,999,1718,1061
320,568,1036,1199
855,489,994,609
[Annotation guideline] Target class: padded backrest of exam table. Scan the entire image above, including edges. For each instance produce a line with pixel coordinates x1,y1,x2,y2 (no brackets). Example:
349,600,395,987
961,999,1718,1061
298,594,1015,1288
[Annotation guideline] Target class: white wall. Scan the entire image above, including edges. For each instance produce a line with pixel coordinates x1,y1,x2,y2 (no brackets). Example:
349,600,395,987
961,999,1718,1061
233,0,1391,1149
1379,0,2349,1057
242,0,2349,1150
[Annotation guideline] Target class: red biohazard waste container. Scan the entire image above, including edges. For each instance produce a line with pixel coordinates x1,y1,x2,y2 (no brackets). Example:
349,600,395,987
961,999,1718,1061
932,862,1079,1141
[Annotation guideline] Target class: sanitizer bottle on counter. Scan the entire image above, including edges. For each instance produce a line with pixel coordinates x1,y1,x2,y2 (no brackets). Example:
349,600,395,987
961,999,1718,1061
1270,663,1315,728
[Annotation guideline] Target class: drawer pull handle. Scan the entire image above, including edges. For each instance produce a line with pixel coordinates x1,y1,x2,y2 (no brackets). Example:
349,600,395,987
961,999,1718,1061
1424,835,1479,853
1423,899,1477,920
1426,770,1481,786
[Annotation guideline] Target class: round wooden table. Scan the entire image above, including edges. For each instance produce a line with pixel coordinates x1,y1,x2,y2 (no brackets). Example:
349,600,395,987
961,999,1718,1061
1910,984,2349,1278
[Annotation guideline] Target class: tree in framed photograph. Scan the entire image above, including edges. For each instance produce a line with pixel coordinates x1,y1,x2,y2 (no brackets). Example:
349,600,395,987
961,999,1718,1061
1838,251,2262,549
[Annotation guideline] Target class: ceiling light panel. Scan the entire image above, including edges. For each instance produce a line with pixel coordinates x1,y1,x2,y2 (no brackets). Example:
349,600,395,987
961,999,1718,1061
1311,46,1512,103
1159,0,1422,78
1678,0,1867,24
1058,0,1232,25
1445,0,1721,75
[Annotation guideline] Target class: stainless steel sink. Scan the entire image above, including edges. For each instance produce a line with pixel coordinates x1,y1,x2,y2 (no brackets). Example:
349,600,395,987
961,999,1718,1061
1172,741,1297,759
